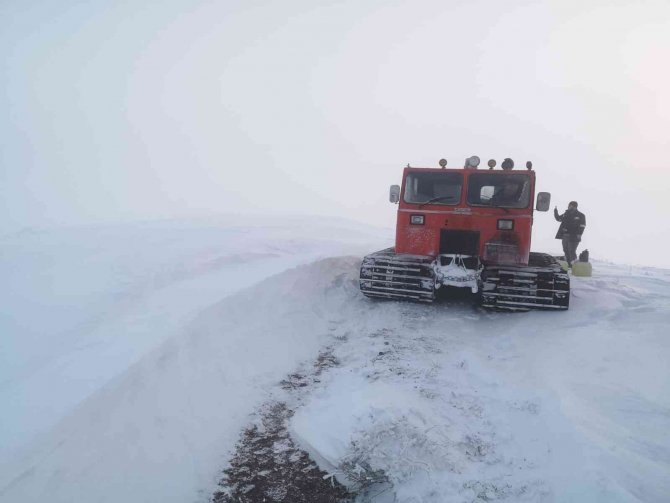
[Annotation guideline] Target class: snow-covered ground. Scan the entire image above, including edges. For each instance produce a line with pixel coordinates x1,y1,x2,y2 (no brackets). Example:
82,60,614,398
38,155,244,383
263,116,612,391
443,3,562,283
1,217,668,502
291,261,670,502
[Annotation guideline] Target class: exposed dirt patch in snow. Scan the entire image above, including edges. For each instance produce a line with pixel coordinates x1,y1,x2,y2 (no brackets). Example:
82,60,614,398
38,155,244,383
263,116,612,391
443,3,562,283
214,349,353,503
279,348,342,392
213,402,352,503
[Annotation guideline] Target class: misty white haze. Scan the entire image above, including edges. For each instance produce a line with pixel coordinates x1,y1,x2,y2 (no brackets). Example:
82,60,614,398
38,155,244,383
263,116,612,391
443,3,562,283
2,3,670,502
1,0,670,267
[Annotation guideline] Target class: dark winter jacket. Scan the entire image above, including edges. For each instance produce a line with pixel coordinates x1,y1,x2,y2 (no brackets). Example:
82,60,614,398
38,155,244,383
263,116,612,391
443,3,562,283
554,208,586,240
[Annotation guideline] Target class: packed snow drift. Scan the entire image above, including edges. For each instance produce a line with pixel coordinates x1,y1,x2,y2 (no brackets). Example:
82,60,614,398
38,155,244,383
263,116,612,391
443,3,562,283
1,216,668,503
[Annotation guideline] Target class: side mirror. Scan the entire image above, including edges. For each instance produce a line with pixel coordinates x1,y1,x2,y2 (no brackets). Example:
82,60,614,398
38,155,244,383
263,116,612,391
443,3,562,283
389,185,400,204
536,192,551,211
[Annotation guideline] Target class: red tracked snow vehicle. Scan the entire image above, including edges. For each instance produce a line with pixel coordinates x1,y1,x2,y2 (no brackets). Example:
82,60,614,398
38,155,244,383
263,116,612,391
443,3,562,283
359,156,569,310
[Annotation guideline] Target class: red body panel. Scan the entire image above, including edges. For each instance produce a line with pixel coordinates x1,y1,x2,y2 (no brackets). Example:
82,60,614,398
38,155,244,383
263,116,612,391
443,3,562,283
395,167,536,265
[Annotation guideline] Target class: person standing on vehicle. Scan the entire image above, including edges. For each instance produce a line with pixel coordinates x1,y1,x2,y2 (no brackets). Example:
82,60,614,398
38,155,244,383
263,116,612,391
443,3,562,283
554,201,586,267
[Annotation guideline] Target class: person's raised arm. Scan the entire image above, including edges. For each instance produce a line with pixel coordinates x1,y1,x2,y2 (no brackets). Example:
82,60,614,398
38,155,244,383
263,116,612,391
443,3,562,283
554,206,562,221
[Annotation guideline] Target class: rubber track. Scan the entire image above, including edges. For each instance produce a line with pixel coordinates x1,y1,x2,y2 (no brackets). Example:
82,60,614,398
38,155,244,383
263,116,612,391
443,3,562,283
359,248,436,302
480,252,570,311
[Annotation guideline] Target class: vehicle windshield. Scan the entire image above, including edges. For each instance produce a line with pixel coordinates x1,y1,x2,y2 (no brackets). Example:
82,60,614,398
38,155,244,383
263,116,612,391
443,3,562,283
403,172,463,205
467,173,530,209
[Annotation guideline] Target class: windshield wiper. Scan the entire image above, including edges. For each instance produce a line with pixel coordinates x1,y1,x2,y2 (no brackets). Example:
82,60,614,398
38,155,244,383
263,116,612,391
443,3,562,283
485,197,511,213
418,196,457,208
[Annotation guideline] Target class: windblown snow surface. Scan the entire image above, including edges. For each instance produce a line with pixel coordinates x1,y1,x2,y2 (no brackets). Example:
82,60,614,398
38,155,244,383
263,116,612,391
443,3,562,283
1,216,669,502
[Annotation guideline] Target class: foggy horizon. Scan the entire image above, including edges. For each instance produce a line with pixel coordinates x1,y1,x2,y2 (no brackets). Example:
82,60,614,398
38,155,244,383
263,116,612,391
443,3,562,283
2,0,669,267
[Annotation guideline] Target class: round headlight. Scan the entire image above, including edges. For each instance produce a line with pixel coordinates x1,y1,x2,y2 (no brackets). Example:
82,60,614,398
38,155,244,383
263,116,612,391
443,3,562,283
439,158,447,168
466,155,480,168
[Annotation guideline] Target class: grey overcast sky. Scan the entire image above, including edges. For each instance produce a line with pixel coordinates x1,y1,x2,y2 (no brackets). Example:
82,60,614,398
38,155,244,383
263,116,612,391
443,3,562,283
1,0,669,267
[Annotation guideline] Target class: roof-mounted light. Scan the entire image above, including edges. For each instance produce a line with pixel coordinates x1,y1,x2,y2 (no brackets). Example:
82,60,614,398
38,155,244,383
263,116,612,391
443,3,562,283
439,158,447,168
526,161,533,170
501,158,514,170
487,159,496,169
465,155,480,169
